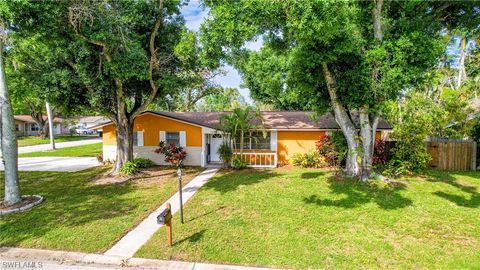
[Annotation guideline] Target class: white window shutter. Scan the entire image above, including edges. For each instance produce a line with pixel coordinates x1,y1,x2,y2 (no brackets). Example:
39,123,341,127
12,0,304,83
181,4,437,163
270,131,277,151
179,131,186,147
137,131,144,147
160,131,166,143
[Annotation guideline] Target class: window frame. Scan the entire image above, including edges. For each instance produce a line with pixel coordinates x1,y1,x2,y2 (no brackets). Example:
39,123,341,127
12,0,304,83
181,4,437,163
234,131,270,150
166,132,180,147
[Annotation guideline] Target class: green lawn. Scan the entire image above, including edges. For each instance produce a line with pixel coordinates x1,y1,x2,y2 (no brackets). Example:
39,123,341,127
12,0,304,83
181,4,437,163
17,135,97,147
19,143,102,157
136,168,480,269
0,166,203,253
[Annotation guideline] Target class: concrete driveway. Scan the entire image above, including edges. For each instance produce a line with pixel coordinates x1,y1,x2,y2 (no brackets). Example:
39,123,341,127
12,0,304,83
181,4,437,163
18,138,102,154
0,157,101,172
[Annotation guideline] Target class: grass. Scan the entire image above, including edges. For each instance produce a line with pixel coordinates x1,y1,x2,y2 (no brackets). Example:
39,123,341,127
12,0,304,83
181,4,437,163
19,143,102,158
136,168,480,269
0,166,203,253
17,135,97,147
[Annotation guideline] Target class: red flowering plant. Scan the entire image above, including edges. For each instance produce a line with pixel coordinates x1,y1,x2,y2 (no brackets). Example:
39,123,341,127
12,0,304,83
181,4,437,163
155,141,187,168
373,139,388,165
155,141,188,223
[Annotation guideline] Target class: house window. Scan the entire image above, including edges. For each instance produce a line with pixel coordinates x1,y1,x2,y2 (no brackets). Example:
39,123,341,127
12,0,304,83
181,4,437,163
166,132,180,146
31,124,39,131
235,131,270,150
133,132,139,146
15,124,19,131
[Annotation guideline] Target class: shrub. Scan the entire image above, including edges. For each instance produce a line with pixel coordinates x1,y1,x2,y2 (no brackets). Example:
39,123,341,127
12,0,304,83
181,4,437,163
373,139,389,165
291,151,325,168
120,161,138,176
217,143,233,167
232,156,248,169
316,132,347,167
381,159,410,177
471,118,480,142
133,158,155,168
155,141,187,167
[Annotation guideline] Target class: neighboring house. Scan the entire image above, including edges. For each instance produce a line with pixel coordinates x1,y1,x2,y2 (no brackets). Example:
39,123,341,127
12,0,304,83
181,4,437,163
75,116,110,130
93,111,392,168
14,115,68,137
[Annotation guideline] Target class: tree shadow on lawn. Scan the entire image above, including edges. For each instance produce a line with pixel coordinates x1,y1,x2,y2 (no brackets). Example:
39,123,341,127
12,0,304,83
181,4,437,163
0,168,148,249
425,170,480,208
301,171,326,179
303,177,412,210
202,169,278,194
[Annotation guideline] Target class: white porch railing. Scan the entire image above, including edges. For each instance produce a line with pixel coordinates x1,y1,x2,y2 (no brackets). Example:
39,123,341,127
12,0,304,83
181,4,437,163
233,152,277,168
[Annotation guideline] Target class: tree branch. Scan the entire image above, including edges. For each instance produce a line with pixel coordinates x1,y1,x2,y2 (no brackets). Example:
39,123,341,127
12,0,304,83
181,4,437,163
131,0,164,119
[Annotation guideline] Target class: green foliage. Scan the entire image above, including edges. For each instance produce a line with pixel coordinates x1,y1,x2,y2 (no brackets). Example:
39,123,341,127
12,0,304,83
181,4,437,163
471,118,480,142
232,156,248,170
385,94,434,172
217,143,233,167
218,107,264,152
120,161,138,176
197,88,246,112
3,0,192,118
201,1,444,112
133,158,155,169
291,151,324,168
380,159,410,178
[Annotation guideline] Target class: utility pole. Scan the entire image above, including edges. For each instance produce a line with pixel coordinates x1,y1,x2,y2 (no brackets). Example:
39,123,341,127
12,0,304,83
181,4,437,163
46,102,55,150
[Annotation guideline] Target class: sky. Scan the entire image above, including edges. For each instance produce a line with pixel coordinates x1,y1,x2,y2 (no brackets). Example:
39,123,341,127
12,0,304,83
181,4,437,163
180,0,263,104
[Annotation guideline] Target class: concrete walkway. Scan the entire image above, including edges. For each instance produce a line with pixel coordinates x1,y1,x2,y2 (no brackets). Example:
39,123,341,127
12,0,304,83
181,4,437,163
105,168,219,258
0,157,100,172
18,138,102,154
0,247,276,270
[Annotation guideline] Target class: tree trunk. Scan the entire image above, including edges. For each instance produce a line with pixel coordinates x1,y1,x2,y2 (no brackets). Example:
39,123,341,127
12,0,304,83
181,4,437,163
456,35,467,89
359,109,373,181
0,42,21,205
30,115,48,139
46,102,55,150
322,63,359,178
112,117,134,174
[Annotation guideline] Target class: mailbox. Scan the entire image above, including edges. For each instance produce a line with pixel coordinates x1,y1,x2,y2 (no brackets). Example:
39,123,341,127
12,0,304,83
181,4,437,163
157,208,172,225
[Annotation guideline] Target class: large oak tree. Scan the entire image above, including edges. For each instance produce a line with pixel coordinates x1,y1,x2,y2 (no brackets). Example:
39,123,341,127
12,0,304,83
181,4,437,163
5,0,193,173
201,0,448,179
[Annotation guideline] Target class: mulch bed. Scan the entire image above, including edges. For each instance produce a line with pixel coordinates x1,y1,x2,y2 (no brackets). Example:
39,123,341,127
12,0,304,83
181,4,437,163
92,166,200,186
0,195,44,216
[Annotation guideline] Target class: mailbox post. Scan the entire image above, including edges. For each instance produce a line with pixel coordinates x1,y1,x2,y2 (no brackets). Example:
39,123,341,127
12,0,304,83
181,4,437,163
157,202,173,247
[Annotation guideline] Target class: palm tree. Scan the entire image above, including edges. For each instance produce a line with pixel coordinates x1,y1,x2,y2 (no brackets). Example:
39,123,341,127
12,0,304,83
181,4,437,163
218,107,264,155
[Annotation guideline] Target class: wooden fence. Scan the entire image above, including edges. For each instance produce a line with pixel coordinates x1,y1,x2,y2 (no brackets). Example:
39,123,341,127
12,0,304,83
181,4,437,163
426,140,477,171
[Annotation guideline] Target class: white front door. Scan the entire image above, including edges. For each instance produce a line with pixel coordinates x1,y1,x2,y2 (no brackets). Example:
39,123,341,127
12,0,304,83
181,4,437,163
210,134,223,162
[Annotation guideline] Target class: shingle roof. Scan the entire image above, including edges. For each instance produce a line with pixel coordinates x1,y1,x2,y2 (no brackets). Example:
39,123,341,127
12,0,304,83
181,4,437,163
14,115,63,123
77,116,109,124
151,111,391,130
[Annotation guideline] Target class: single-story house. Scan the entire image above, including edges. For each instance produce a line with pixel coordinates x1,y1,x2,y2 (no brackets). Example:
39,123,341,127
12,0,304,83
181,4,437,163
75,116,110,129
93,111,391,168
14,115,68,137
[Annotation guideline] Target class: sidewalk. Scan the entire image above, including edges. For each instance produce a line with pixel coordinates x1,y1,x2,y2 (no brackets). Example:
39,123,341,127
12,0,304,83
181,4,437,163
105,168,219,258
18,138,102,154
0,247,276,270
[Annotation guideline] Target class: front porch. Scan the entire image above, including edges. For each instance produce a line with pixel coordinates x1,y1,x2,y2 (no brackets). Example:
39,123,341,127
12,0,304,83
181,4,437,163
203,131,278,168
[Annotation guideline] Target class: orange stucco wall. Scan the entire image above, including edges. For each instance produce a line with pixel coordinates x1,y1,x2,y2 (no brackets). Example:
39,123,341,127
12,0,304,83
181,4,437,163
277,130,384,164
277,131,326,164
102,113,202,147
